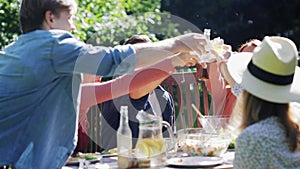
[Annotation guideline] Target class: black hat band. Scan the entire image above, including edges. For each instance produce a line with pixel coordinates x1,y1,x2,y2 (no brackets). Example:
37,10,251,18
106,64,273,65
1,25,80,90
247,60,294,85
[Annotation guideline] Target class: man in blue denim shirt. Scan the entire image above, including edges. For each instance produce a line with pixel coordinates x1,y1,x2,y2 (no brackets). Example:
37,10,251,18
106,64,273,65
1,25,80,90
0,0,206,168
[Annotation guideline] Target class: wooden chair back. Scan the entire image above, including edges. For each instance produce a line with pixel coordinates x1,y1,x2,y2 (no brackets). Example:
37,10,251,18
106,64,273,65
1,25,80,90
161,70,210,130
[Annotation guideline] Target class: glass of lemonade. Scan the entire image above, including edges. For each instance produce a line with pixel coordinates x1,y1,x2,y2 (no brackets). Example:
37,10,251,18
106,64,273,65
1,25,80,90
135,136,165,166
135,111,175,167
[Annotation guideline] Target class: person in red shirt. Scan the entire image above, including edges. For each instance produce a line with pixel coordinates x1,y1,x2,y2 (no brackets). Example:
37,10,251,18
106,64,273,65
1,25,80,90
206,39,261,117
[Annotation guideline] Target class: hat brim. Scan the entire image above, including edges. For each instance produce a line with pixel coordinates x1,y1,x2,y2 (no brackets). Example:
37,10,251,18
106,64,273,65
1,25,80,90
226,52,300,103
226,52,252,84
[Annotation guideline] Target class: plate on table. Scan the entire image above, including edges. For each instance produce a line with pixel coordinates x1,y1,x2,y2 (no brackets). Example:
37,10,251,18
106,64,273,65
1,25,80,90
101,148,118,158
66,153,101,166
166,156,223,167
101,153,118,158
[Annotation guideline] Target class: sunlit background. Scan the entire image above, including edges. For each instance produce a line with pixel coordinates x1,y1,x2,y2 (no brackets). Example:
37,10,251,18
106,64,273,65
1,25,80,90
1,0,299,51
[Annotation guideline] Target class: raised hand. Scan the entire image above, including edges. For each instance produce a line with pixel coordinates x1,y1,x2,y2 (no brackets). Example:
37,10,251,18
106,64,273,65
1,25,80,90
170,52,199,67
173,33,207,56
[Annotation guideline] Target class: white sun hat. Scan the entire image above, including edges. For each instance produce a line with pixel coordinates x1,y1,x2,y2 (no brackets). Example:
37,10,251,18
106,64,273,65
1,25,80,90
226,36,300,103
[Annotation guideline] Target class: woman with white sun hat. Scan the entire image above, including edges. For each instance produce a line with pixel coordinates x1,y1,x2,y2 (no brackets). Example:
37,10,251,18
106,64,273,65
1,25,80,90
226,36,300,169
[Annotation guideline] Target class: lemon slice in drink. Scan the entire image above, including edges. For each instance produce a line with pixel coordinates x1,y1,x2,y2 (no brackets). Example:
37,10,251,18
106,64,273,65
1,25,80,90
143,138,163,154
136,141,151,158
136,138,164,158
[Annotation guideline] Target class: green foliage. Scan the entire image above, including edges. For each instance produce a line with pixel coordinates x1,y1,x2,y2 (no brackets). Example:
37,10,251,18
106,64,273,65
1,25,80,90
74,0,181,45
122,0,161,14
1,0,300,49
0,0,21,48
0,0,181,48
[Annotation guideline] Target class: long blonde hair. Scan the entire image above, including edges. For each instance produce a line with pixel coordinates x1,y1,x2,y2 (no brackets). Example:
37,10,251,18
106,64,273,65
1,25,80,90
230,90,300,151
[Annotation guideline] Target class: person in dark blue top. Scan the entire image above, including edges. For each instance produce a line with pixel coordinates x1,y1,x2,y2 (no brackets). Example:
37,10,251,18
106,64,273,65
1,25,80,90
101,85,175,149
100,35,175,150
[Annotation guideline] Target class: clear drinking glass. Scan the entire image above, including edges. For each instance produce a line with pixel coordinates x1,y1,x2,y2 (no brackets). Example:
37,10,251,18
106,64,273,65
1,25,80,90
198,116,230,134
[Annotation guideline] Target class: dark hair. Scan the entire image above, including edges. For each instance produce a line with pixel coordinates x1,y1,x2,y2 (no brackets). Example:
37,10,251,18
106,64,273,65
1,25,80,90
19,0,76,33
240,91,300,151
123,35,151,45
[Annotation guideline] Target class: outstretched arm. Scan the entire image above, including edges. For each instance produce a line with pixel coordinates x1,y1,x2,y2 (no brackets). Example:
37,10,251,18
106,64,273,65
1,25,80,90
80,57,174,111
80,52,198,111
129,52,197,99
132,33,206,68
206,62,227,116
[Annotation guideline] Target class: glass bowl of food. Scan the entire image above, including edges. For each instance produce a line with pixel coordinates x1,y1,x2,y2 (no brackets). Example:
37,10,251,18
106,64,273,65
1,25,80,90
180,128,231,157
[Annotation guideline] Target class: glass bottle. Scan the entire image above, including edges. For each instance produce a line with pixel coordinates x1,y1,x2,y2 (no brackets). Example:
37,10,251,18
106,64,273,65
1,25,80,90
197,28,211,81
204,29,211,42
196,63,209,81
203,28,212,54
117,106,132,168
198,28,214,62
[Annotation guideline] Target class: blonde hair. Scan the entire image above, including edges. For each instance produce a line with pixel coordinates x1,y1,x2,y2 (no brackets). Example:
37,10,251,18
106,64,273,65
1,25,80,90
230,90,300,151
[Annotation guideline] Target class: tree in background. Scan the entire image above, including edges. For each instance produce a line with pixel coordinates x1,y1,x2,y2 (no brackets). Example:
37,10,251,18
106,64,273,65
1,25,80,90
2,0,300,49
0,0,21,48
0,0,182,48
72,0,182,45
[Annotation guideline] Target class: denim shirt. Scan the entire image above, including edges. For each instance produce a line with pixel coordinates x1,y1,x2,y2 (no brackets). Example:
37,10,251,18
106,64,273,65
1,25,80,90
0,30,136,169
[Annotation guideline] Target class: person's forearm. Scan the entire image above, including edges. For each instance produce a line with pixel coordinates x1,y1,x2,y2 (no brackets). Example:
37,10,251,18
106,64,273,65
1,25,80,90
132,40,176,68
80,58,175,109
207,62,227,115
132,33,206,68
220,62,236,87
129,78,166,99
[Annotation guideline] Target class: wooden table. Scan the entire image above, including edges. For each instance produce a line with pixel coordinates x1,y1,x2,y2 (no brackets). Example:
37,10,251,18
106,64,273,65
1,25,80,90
63,151,234,169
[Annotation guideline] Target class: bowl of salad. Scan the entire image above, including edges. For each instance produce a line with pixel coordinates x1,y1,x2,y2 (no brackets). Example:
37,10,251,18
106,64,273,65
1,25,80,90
180,128,232,157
